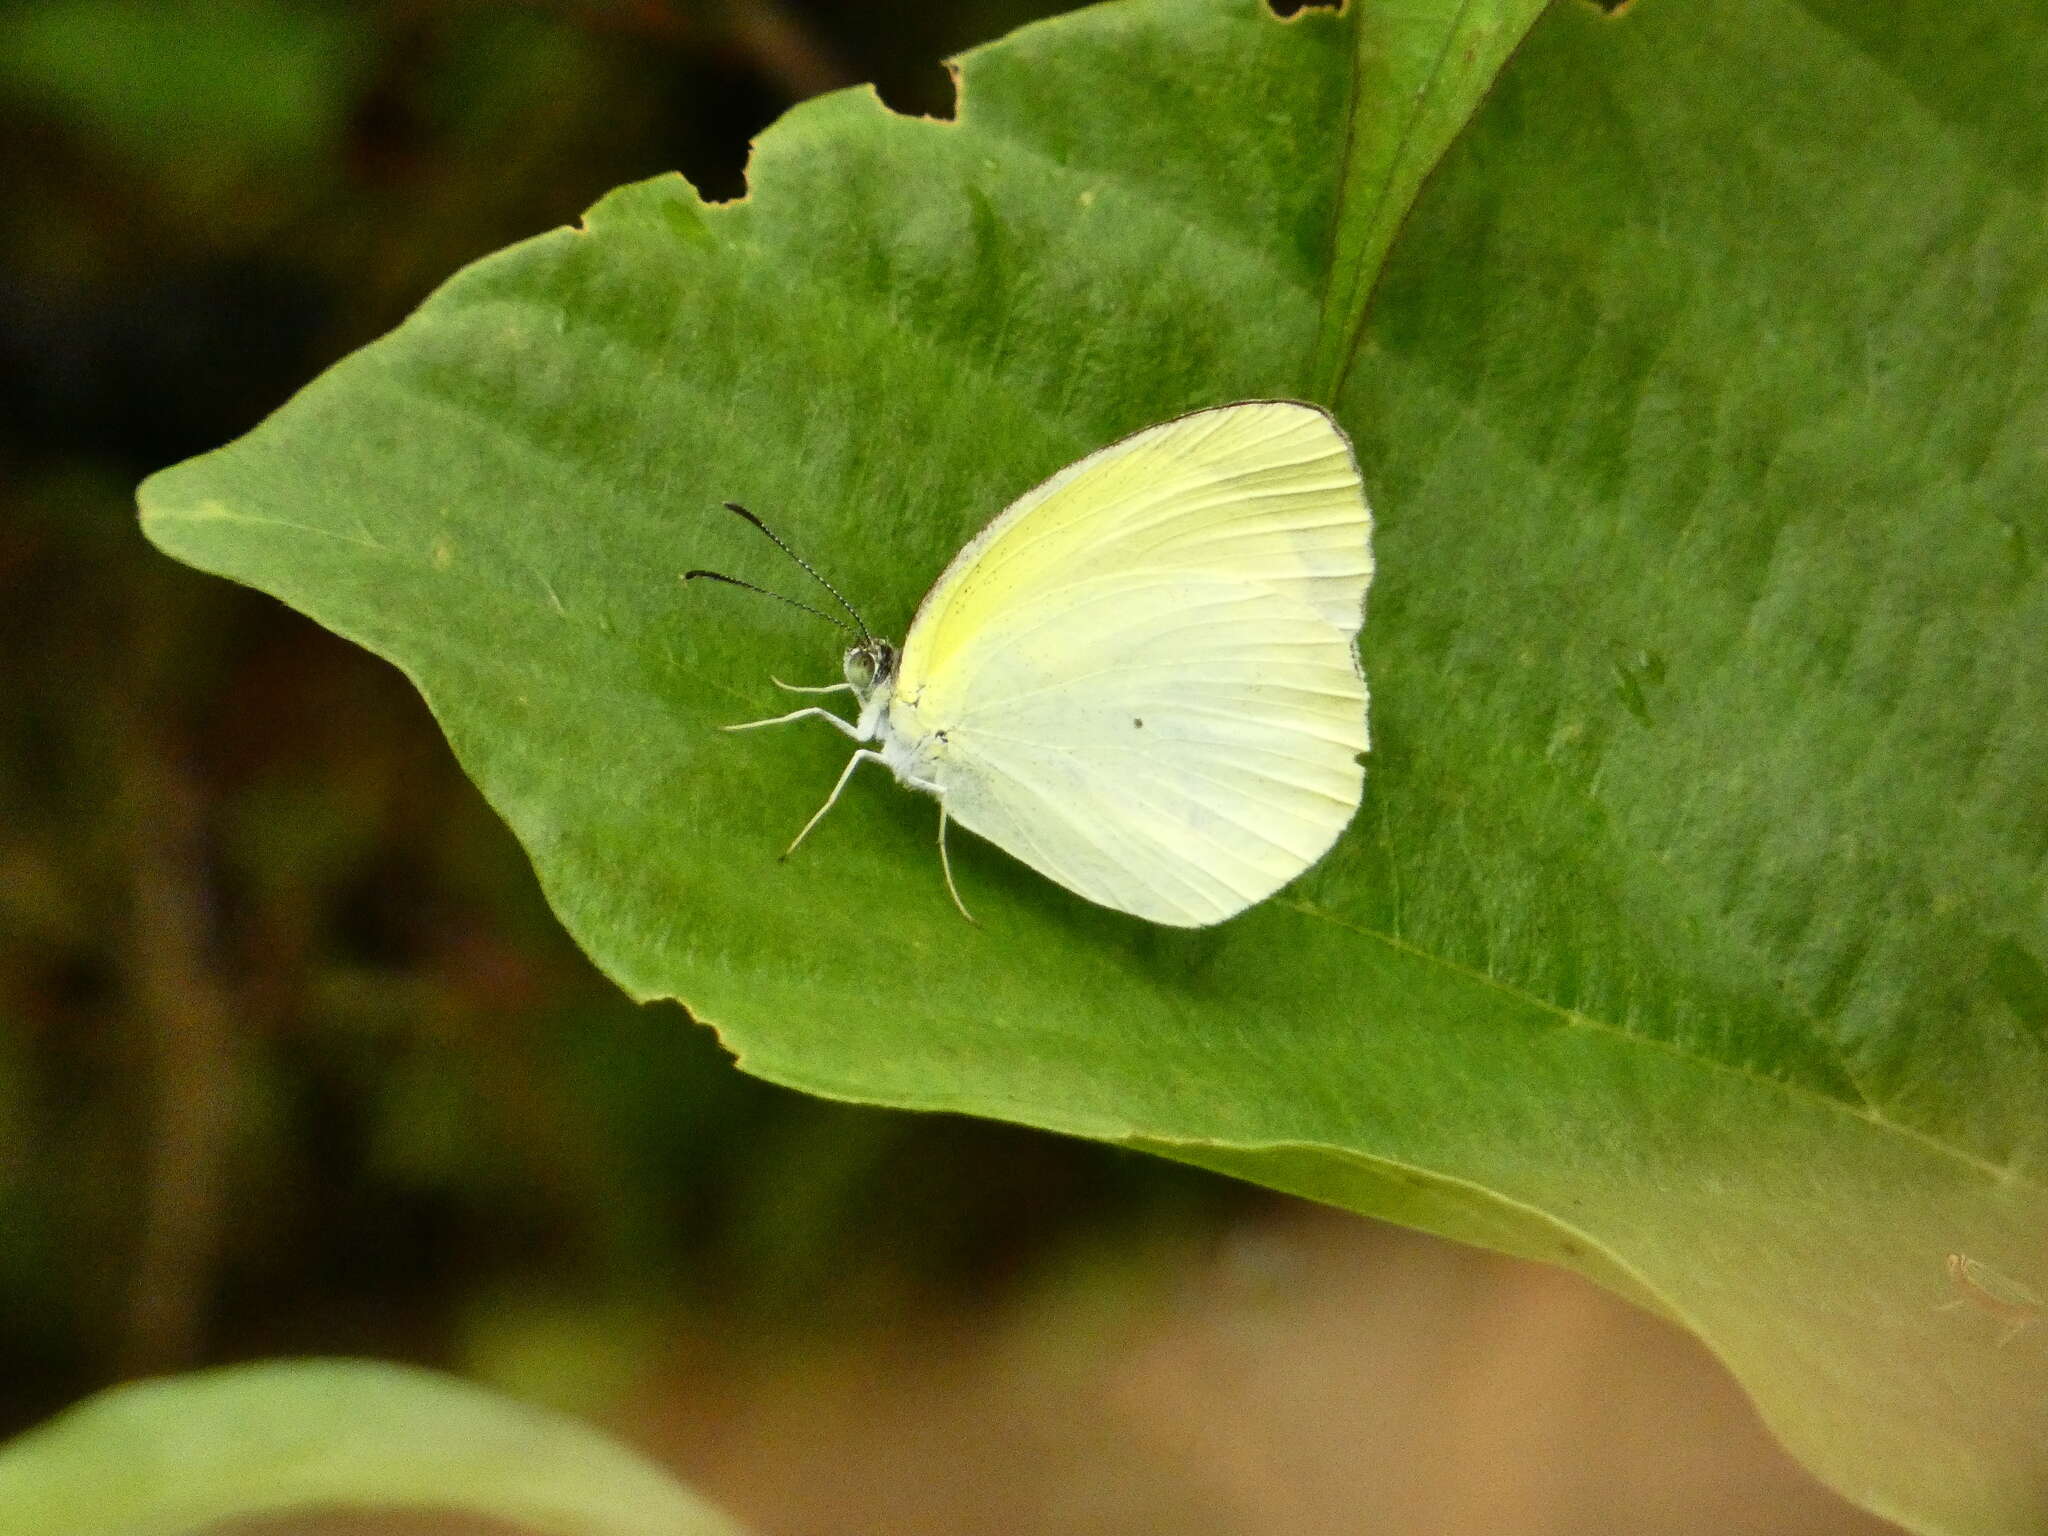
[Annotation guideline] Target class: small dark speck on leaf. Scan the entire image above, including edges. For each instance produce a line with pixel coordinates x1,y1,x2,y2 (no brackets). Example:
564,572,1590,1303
1985,936,2048,1045
1610,645,1666,726
2001,519,2035,590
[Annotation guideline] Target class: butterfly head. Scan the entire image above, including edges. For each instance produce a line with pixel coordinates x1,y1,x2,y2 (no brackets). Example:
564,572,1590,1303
843,637,897,702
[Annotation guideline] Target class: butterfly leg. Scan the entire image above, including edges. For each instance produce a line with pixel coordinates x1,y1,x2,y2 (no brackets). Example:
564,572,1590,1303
723,705,860,737
783,748,885,858
771,677,855,695
936,804,977,926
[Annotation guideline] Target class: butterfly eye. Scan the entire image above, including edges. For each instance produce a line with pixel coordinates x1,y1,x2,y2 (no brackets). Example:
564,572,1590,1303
843,639,896,694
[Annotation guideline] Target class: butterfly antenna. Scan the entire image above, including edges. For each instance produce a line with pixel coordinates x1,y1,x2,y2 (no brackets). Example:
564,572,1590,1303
721,502,872,642
683,569,853,636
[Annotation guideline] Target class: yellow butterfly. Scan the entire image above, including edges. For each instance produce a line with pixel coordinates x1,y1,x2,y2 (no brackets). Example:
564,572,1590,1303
690,400,1374,927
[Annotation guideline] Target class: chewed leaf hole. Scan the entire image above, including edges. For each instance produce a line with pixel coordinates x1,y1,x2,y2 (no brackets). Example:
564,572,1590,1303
872,56,959,122
666,66,788,204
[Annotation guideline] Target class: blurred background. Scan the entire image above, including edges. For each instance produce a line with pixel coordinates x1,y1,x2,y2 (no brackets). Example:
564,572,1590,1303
0,1,1899,1529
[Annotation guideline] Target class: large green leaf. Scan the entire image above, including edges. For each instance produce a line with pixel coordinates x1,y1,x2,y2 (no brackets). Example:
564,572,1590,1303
0,1359,747,1535
137,0,2048,1531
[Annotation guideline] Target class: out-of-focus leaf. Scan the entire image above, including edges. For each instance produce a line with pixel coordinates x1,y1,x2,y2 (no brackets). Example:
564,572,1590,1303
0,1358,748,1536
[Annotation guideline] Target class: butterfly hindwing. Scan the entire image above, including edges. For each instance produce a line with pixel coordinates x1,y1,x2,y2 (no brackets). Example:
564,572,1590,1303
891,401,1372,927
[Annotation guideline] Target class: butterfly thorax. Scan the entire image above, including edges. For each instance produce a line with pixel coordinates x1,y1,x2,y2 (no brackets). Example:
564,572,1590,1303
839,635,933,790
837,636,948,794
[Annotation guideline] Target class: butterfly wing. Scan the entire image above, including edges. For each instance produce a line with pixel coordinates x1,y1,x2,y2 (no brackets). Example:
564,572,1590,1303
893,400,1372,927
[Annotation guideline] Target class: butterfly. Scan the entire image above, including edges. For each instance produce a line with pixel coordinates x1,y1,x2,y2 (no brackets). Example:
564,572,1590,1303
688,399,1374,927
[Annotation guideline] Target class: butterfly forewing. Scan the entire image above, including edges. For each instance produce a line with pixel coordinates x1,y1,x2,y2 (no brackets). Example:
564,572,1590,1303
893,401,1373,927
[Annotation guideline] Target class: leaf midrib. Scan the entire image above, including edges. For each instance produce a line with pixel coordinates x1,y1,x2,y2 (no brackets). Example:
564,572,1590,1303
1281,896,2037,1191
1314,0,1487,403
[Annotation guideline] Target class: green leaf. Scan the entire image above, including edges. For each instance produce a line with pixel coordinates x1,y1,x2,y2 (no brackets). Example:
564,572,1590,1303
0,1358,748,1536
137,0,2048,1532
